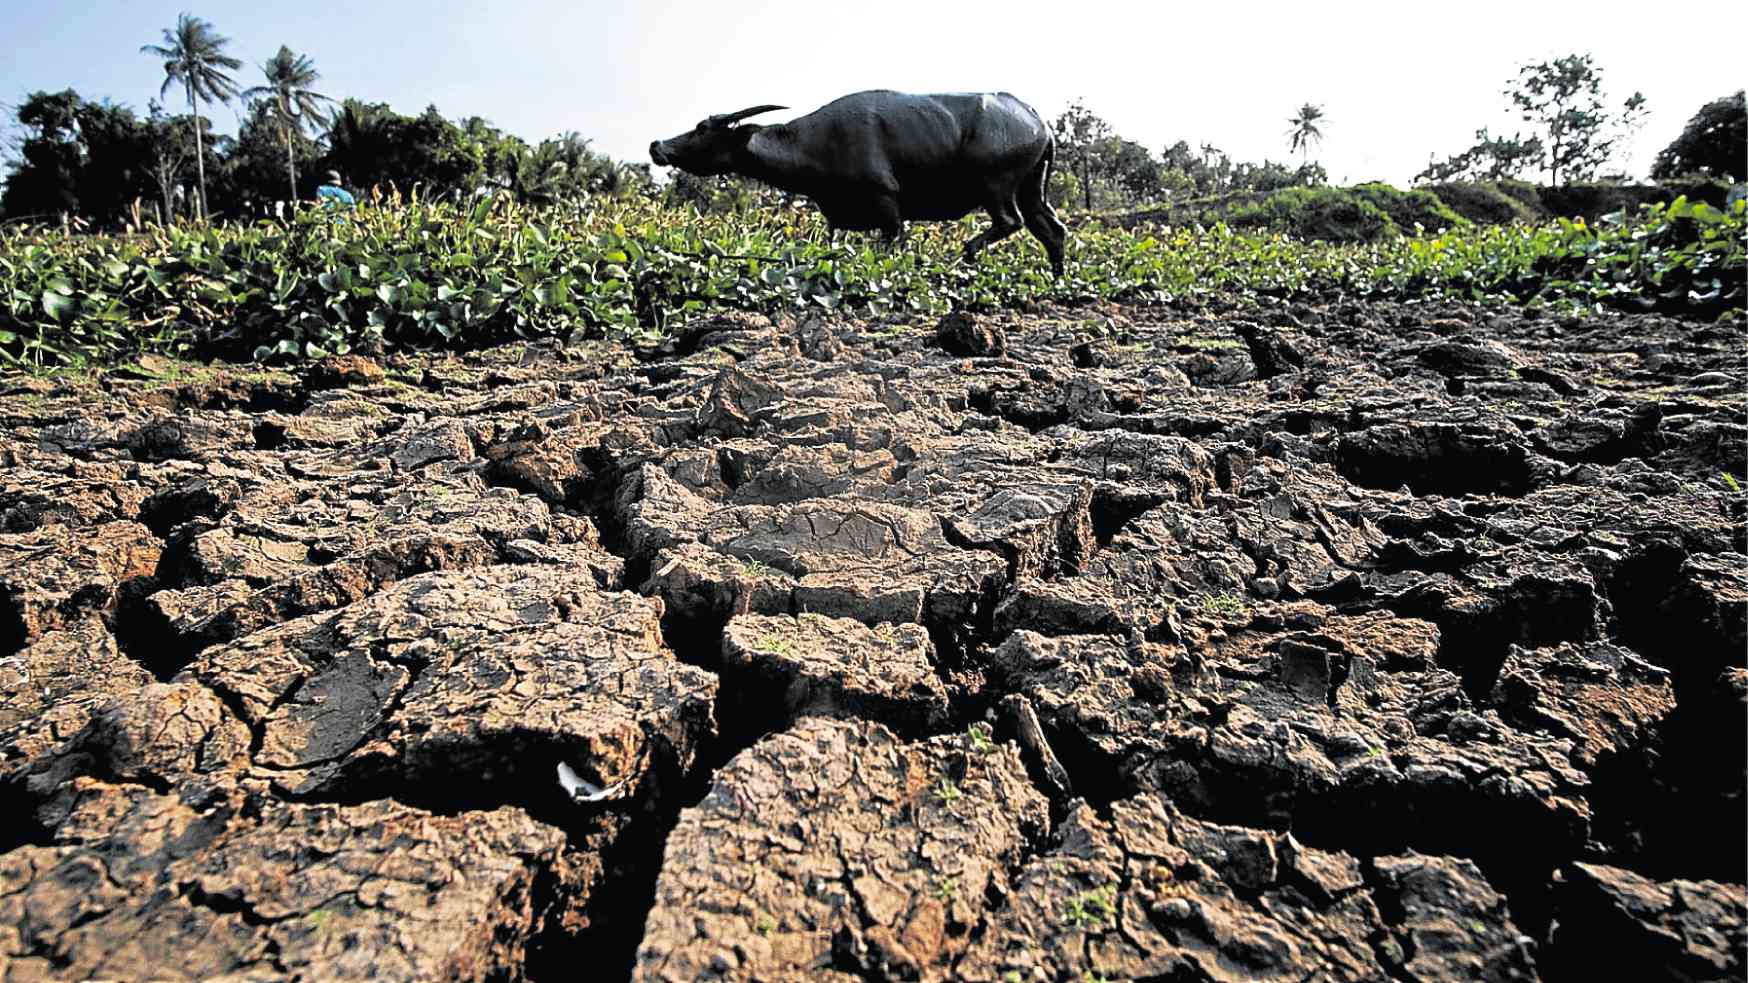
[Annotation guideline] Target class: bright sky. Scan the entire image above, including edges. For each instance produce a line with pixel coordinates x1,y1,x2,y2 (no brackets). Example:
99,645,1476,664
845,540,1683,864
2,0,1741,187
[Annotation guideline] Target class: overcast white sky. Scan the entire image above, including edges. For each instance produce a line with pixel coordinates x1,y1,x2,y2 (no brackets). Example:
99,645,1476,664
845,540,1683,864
2,0,1741,185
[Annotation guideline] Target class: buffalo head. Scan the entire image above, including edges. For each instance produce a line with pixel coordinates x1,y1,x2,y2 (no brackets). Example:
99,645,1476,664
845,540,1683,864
649,104,787,174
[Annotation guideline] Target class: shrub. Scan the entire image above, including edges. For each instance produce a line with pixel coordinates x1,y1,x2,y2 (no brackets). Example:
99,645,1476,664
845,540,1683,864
1496,180,1545,212
1222,187,1396,243
1426,182,1545,225
1351,183,1467,233
1536,180,1732,222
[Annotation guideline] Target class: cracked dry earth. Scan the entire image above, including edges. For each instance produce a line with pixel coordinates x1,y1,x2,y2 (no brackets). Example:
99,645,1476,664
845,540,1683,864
1,296,1743,982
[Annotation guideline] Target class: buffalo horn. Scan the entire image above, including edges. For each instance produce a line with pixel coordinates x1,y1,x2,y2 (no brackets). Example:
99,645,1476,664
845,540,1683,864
707,104,788,126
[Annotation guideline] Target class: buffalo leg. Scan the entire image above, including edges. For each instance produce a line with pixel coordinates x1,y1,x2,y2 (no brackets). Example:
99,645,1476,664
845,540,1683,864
1018,159,1067,276
873,194,904,247
961,197,1023,264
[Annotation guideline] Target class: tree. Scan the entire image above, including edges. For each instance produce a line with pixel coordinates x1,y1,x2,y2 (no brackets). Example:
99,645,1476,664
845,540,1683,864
142,13,242,220
143,102,193,222
1233,158,1307,192
0,90,84,219
1416,128,1545,183
243,46,333,201
321,101,487,197
70,101,155,223
1098,137,1163,202
0,90,160,225
1651,90,1745,181
1287,104,1327,173
1052,99,1113,211
215,99,303,214
1507,54,1645,186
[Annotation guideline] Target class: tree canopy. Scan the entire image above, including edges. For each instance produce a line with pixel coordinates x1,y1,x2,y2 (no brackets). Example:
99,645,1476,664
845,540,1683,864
1506,54,1646,186
1651,90,1745,182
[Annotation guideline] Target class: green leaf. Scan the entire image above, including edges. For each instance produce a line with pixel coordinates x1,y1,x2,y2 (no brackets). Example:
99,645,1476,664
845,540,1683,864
41,290,76,322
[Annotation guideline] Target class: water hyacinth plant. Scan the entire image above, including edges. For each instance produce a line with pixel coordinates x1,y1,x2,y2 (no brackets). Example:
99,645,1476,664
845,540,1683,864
2,187,1741,369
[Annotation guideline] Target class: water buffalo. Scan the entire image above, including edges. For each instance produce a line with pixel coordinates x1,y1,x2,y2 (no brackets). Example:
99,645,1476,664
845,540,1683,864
650,91,1067,276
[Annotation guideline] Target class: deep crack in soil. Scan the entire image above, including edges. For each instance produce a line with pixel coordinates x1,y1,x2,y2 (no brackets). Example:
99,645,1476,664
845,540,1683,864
1,299,1743,981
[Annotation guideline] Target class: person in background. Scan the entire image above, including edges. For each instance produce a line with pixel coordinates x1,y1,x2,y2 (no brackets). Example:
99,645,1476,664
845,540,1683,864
316,171,356,210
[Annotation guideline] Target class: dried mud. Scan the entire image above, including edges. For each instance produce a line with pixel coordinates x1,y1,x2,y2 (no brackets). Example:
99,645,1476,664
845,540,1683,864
1,296,1743,981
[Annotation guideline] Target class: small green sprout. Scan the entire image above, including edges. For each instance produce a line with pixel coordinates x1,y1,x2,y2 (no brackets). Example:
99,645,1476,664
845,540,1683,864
1064,884,1117,929
754,634,792,656
1200,591,1246,618
967,722,996,754
1173,334,1243,351
741,557,781,578
933,777,962,805
1723,472,1742,494
756,914,775,937
932,875,959,901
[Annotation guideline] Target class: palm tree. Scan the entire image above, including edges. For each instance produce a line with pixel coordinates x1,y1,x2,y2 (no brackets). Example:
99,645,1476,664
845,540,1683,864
244,46,333,201
1287,103,1327,168
142,13,242,221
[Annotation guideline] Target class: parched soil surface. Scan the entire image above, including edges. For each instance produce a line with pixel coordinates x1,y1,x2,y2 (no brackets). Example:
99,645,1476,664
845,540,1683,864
1,296,1743,981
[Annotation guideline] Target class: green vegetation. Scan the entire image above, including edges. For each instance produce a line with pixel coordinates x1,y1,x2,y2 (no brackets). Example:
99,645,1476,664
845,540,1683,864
1174,335,1242,351
243,46,335,203
1201,591,1248,619
753,633,792,657
2,192,1740,369
1506,54,1647,187
1420,53,1647,187
740,557,783,579
4,25,645,228
1063,885,1117,929
141,13,244,222
1423,182,1544,226
1286,104,1327,168
1653,91,1745,182
1220,186,1392,242
933,777,963,805
1124,178,1734,241
967,723,997,754
1350,183,1466,233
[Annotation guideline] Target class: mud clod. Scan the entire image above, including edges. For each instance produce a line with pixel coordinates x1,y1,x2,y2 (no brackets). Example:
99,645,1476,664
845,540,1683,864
634,717,1048,981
